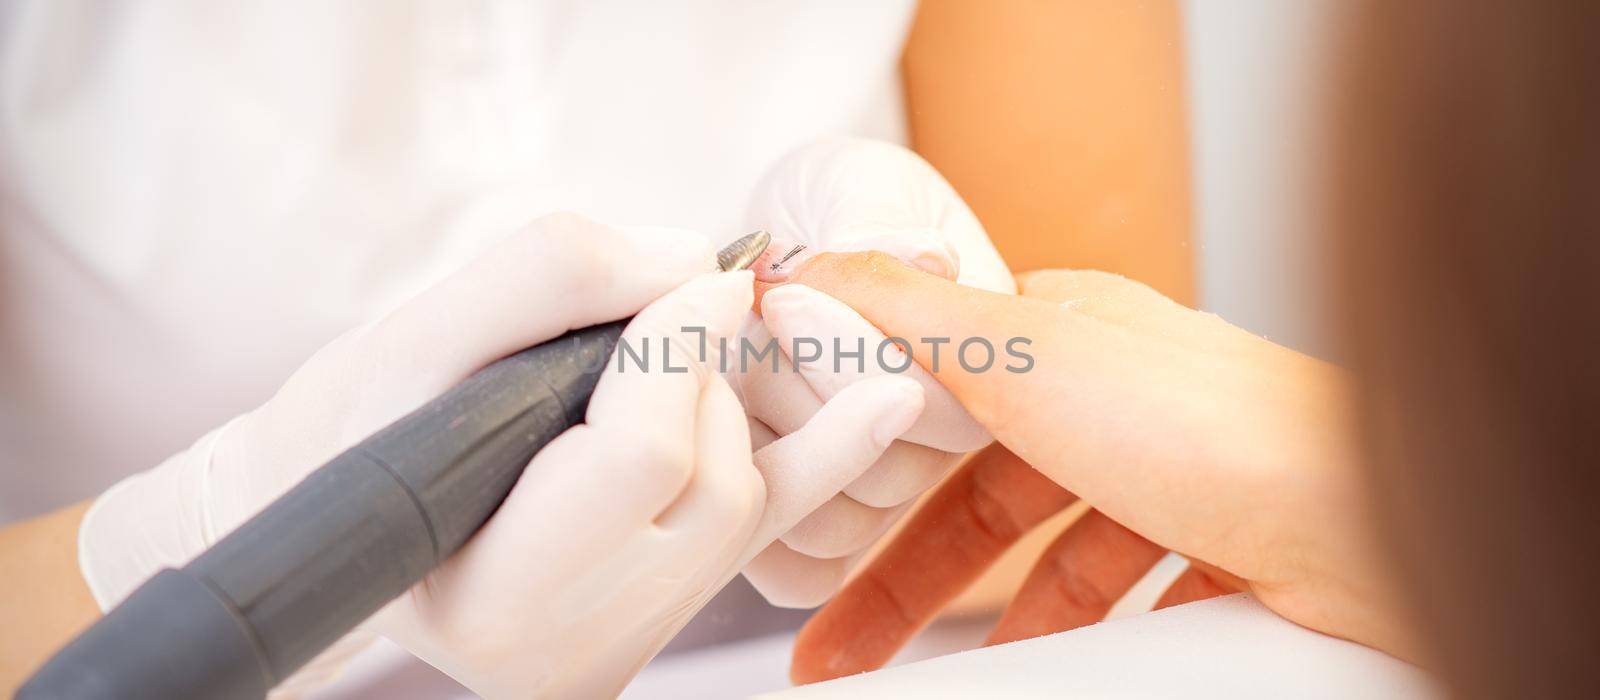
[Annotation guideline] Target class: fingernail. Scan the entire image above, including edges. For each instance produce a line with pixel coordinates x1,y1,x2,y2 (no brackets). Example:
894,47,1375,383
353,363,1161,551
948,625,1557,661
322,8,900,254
753,236,817,283
871,379,925,446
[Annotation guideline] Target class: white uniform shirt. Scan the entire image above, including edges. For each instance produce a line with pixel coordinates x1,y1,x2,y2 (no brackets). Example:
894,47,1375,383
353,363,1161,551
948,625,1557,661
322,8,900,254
0,0,915,521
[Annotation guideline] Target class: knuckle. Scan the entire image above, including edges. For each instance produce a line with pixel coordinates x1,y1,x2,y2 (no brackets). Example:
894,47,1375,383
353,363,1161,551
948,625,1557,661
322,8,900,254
1042,515,1142,612
858,568,920,628
1017,269,1087,303
856,249,901,271
1014,269,1070,298
714,465,765,526
959,464,1028,547
621,427,694,493
1025,268,1160,307
804,251,849,270
534,210,596,235
1048,560,1115,612
1071,270,1149,297
533,212,615,292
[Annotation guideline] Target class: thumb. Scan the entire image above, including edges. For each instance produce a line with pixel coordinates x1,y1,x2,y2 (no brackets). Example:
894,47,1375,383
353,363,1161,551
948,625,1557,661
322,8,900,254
740,376,924,563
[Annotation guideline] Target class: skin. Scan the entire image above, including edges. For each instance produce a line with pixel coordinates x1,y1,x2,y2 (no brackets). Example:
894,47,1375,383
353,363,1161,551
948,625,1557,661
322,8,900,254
0,502,96,693
765,253,1415,684
903,0,1194,302
902,0,1195,614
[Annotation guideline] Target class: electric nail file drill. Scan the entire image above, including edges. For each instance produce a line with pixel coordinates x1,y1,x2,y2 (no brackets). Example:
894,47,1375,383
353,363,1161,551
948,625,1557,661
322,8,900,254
18,231,773,700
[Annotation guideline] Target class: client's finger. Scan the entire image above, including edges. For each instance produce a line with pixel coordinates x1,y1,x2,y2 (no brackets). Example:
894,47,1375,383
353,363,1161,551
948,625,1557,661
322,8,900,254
1153,563,1237,610
790,444,1074,684
984,510,1167,645
829,229,959,281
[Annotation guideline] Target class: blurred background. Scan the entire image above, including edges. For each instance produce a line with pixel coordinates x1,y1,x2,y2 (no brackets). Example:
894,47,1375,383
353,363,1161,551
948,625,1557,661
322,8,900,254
1188,0,1333,360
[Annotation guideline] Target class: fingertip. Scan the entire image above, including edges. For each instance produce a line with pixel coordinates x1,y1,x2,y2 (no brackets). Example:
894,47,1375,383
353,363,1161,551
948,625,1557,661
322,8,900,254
879,374,925,401
792,374,923,449
759,284,862,355
855,376,924,447
757,282,819,321
670,269,755,338
751,279,779,314
742,542,851,610
878,374,926,408
791,609,865,685
907,241,959,280
789,634,827,685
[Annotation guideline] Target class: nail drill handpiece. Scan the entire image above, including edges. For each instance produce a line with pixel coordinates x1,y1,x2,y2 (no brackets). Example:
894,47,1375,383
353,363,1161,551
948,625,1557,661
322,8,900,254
19,232,773,700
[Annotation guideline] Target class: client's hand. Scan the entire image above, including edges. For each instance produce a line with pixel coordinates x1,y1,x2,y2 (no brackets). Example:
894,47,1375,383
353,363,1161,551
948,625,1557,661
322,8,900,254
732,139,1017,607
762,254,1413,683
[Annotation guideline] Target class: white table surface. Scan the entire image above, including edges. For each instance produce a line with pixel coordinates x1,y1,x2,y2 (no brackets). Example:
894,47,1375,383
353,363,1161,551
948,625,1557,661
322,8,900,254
756,594,1441,700
317,592,1440,699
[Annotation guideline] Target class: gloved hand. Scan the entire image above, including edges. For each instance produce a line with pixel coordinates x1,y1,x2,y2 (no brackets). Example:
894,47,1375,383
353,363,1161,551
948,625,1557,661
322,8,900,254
730,139,1017,607
78,213,926,698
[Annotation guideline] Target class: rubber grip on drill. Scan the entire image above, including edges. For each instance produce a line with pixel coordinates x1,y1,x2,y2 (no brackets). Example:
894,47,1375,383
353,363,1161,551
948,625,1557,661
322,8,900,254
19,321,625,699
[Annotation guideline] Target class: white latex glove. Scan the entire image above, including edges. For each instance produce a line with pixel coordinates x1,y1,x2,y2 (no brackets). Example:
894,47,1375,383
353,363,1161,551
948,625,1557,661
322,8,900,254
372,274,924,698
78,213,926,698
731,139,1017,607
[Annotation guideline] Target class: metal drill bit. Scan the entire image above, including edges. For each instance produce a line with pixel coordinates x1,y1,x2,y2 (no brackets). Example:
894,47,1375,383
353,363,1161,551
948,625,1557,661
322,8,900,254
716,230,772,272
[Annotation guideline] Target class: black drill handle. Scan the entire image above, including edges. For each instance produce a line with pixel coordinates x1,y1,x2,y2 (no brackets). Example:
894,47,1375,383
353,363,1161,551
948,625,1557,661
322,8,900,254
18,321,625,700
